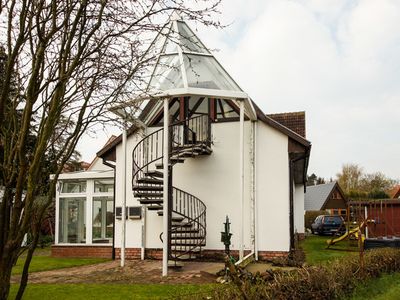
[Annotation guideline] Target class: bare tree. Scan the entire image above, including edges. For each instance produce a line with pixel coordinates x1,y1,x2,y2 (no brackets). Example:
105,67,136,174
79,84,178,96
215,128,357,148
0,1,221,299
336,163,363,194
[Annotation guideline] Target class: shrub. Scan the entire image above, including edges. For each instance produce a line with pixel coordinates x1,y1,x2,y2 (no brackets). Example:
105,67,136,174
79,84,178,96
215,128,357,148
191,248,400,300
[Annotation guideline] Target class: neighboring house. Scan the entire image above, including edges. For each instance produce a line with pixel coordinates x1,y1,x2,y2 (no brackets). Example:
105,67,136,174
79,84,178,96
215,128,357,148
388,185,400,199
305,182,347,216
52,16,311,265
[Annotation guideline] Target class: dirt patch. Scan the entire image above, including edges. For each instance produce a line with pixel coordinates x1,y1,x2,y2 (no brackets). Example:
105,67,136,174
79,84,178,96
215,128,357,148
12,260,224,284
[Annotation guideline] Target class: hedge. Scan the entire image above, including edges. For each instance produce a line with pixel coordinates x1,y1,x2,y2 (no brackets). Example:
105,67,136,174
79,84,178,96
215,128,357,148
188,248,400,300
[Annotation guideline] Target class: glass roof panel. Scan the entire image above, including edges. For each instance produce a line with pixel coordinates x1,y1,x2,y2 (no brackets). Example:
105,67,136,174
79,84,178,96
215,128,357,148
183,54,242,91
148,54,183,91
177,21,210,54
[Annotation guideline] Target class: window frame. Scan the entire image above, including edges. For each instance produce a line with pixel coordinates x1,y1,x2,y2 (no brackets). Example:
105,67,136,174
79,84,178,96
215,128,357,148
56,178,114,246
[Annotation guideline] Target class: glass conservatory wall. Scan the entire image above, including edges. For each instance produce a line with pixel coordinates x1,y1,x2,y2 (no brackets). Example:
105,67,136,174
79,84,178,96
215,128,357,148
57,178,114,245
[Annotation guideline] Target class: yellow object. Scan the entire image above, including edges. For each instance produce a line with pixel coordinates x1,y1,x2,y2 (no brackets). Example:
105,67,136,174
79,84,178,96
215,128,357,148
326,220,374,246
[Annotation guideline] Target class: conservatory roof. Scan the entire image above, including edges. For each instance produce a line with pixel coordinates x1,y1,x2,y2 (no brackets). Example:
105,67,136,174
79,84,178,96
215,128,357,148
143,15,249,101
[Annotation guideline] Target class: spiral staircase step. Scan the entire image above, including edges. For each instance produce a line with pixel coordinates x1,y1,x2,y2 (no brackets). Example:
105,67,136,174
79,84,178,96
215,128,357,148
137,178,163,184
138,198,163,205
144,170,163,178
133,185,163,191
134,192,163,198
147,205,163,211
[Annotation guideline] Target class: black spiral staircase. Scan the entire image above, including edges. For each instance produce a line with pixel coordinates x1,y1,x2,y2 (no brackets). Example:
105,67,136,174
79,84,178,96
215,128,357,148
132,115,212,264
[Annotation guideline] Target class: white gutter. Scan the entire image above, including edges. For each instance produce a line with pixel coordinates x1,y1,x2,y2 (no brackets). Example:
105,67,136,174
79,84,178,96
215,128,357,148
254,121,258,260
235,252,255,268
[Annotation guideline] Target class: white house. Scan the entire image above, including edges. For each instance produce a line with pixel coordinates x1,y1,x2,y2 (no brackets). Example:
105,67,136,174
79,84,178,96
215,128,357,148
52,16,311,273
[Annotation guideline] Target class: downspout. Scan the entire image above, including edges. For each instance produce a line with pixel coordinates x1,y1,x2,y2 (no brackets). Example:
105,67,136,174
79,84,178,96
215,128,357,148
289,158,295,252
236,117,257,268
239,101,244,260
102,159,116,260
289,149,310,252
250,121,256,259
254,121,258,260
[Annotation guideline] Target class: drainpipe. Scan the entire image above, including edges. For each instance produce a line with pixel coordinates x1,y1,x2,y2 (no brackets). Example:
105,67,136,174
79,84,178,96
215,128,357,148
239,100,244,260
249,121,256,259
289,159,295,252
289,151,309,252
253,121,258,260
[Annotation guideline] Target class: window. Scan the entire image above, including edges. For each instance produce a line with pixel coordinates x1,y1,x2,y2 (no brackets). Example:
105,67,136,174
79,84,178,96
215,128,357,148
61,180,86,193
58,197,86,243
94,180,114,193
216,99,239,120
92,196,114,243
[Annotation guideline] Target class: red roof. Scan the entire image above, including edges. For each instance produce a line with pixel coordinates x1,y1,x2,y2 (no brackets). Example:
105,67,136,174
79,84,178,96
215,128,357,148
267,111,306,138
388,185,400,199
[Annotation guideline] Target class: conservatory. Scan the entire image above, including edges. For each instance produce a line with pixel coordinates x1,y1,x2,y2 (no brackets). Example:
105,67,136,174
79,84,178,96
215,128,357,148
55,170,114,246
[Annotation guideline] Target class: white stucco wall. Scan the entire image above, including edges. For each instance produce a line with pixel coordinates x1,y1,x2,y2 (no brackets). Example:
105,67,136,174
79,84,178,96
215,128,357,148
255,121,290,252
172,121,252,251
294,184,305,234
113,120,294,253
87,157,112,171
114,130,146,248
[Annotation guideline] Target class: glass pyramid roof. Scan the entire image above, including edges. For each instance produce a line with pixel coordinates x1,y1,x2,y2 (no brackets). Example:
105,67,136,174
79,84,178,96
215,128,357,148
146,16,246,99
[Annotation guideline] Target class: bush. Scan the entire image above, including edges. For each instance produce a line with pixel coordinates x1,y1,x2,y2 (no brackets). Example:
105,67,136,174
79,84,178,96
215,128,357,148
304,210,326,229
193,248,400,300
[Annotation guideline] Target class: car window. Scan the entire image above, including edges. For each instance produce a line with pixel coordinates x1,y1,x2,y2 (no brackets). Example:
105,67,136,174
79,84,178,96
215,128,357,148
324,216,343,224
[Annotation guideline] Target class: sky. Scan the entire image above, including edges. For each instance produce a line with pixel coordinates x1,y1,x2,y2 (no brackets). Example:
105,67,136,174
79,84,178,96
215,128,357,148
77,0,400,181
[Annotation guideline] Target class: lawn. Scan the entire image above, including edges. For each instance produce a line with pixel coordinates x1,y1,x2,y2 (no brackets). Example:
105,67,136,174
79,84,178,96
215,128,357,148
300,234,358,265
348,272,400,300
12,248,108,275
9,283,216,300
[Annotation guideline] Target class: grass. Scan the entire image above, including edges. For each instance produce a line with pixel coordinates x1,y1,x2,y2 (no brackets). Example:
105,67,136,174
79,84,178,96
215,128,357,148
302,235,400,299
347,272,400,300
300,234,358,265
9,283,217,299
12,247,108,275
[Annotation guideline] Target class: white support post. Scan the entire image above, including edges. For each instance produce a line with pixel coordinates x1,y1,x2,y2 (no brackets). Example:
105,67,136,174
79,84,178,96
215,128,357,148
121,127,127,267
141,206,146,260
162,98,169,277
55,182,60,244
86,180,94,245
239,100,245,260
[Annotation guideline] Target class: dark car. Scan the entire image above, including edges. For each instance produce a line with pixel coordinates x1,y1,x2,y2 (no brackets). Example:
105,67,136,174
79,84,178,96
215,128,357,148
311,215,345,235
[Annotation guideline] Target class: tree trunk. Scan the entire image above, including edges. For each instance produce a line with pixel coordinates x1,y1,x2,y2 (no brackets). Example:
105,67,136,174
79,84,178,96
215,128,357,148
0,257,14,300
15,234,38,300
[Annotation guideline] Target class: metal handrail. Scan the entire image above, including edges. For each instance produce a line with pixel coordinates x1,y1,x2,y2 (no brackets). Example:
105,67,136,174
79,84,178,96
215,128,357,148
132,114,211,186
132,114,211,261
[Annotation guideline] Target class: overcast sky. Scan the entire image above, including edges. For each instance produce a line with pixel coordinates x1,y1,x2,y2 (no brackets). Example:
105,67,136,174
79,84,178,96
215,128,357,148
77,0,400,181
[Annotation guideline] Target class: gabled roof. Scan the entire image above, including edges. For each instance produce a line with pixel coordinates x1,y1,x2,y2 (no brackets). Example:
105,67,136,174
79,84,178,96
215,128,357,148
388,185,400,199
305,182,338,211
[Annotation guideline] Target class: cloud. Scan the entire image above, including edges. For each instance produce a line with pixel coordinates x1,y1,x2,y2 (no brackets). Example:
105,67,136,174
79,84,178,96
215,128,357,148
199,0,400,179
78,0,400,180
